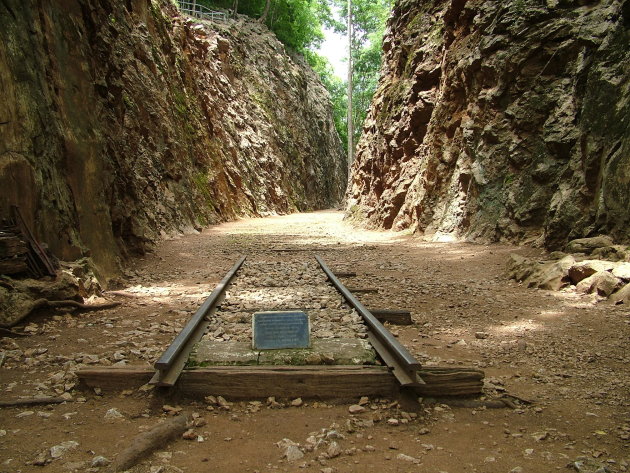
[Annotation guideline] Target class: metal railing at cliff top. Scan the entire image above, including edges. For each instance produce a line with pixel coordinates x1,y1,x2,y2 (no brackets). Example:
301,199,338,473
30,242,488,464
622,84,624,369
177,0,227,22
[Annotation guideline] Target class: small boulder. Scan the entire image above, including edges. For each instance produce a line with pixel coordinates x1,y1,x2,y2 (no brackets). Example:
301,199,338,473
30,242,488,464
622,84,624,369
91,456,111,467
610,283,630,305
396,453,419,463
591,245,630,262
327,441,342,458
565,235,613,254
535,255,575,290
348,404,366,414
567,260,615,284
507,254,539,281
50,440,79,459
612,262,630,281
284,445,304,462
104,408,125,421
576,271,622,297
568,456,611,472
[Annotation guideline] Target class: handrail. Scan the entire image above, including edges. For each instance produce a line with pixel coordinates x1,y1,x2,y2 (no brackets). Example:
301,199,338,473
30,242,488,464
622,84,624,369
177,0,228,22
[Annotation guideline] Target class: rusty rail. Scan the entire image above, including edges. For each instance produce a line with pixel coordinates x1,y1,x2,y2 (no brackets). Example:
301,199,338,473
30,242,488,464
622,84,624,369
151,256,246,386
315,255,424,387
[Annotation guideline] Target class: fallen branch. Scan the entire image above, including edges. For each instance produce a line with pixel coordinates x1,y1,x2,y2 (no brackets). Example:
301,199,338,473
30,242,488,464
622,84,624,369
105,290,141,298
1,299,122,328
0,327,27,337
431,398,517,409
111,415,188,472
0,396,68,408
38,300,121,311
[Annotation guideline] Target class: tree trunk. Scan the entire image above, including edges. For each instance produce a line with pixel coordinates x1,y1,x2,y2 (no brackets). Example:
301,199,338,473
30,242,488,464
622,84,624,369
259,0,271,23
347,0,354,181
232,0,238,18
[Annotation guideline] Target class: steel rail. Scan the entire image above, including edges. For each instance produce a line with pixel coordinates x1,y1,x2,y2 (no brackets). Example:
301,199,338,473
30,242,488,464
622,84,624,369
154,256,246,372
315,255,424,387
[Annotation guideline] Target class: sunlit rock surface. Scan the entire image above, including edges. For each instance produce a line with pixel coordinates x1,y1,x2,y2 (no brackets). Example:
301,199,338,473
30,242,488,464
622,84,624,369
348,0,629,249
0,0,345,279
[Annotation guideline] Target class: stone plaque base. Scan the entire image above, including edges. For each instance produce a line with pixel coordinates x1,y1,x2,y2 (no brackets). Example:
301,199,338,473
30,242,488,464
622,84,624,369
189,339,378,367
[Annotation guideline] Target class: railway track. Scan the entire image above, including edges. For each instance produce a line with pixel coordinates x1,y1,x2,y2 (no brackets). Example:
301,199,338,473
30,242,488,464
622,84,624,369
78,255,484,399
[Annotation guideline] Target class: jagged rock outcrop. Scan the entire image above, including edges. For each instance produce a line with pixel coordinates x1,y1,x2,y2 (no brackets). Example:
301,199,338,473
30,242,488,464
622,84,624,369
507,234,630,303
0,0,345,280
348,0,629,248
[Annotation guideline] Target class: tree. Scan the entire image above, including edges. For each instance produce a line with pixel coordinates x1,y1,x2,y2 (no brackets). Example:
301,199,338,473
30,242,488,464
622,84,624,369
347,0,353,176
332,0,392,149
193,0,392,160
259,0,271,23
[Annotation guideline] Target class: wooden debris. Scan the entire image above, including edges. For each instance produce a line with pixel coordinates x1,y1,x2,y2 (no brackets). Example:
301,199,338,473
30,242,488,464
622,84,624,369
0,396,68,408
105,290,141,298
0,327,27,337
431,398,516,409
416,367,485,396
38,300,121,312
111,415,188,472
0,230,29,275
0,258,28,275
0,234,28,258
1,299,121,328
10,205,56,277
270,247,339,252
334,271,357,278
346,287,379,294
370,309,412,325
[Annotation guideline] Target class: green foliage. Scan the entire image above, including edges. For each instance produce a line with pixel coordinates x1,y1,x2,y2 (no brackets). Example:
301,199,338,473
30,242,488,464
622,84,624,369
197,0,325,52
305,50,348,153
189,0,392,154
331,0,392,147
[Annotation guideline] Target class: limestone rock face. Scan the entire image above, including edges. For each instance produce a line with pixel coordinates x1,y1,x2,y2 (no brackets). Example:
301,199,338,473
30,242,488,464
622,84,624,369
348,0,629,248
0,1,345,280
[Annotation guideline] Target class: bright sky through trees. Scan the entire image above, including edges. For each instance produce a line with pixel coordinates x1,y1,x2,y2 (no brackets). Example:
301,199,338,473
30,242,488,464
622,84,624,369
318,27,347,79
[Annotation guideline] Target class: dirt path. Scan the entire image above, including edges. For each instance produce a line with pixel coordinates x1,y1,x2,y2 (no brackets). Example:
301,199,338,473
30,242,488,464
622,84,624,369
1,211,628,473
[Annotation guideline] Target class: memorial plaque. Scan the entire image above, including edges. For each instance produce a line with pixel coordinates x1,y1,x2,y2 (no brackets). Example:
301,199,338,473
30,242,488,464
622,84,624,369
252,311,310,350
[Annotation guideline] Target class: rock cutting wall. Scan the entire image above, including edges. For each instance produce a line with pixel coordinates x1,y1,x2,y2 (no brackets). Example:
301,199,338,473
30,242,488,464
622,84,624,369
0,0,345,280
348,0,629,248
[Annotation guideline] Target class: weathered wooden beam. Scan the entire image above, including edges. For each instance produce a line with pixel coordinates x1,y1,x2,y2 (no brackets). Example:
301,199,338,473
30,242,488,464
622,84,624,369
0,257,28,275
176,365,398,399
334,271,357,278
416,367,485,397
77,365,485,398
78,365,398,399
0,396,69,408
77,367,154,391
0,236,28,258
346,287,379,294
369,309,413,325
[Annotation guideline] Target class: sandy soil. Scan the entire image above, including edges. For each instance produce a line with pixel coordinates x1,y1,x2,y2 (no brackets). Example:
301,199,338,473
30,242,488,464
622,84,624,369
1,210,628,473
